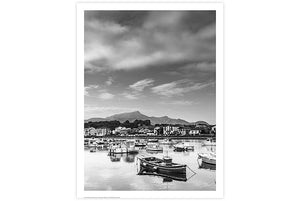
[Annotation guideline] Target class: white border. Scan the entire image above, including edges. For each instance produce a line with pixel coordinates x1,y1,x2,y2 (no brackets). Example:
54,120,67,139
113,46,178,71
77,2,223,198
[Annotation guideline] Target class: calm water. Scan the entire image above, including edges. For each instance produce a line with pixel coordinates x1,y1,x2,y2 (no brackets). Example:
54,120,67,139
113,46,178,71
84,139,216,191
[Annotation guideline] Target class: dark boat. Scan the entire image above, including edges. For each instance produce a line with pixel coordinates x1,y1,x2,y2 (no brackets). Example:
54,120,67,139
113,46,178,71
173,143,194,152
199,161,216,170
137,167,187,182
138,156,186,174
135,139,147,147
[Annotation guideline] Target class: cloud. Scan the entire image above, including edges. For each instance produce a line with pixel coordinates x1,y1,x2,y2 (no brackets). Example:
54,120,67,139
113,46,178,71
84,105,142,119
98,92,115,100
121,78,154,100
105,77,114,86
160,100,198,105
129,78,154,91
181,62,216,72
151,79,210,97
84,84,99,96
84,11,215,72
122,92,139,100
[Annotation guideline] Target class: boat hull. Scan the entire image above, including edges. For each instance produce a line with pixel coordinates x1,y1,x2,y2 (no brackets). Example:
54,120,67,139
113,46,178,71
146,148,163,152
198,154,216,165
135,144,147,147
138,167,187,182
139,157,186,174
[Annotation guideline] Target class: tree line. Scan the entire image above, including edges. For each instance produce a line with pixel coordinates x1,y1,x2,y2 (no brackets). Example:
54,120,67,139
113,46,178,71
84,119,151,130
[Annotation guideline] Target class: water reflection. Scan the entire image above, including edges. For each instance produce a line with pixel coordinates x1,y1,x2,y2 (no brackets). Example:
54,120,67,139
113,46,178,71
110,154,121,162
124,154,137,163
109,153,138,163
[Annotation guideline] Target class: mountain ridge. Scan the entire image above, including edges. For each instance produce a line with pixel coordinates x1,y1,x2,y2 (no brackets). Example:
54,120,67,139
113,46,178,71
85,111,209,125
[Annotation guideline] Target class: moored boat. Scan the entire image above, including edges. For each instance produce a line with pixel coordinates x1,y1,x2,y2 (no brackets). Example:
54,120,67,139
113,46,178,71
201,138,216,146
148,138,159,143
146,143,163,152
137,167,187,182
89,148,96,152
198,152,216,165
135,139,147,147
138,156,186,174
173,143,194,151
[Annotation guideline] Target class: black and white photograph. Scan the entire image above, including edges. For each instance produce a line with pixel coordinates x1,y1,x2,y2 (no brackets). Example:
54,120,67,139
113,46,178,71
77,2,223,198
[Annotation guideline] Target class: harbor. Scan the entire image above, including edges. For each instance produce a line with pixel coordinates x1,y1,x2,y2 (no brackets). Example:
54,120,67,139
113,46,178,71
84,138,216,191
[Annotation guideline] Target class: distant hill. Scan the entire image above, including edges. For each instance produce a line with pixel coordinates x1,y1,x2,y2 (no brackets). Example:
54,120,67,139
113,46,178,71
85,111,208,125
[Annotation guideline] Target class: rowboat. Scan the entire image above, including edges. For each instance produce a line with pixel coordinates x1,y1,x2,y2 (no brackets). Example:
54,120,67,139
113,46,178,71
137,167,187,182
148,139,159,143
138,156,186,174
199,161,216,170
146,143,163,152
198,152,216,165
89,148,96,152
135,139,147,147
173,143,194,151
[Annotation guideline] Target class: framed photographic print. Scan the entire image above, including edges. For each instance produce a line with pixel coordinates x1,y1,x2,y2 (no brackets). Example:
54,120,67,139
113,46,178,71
77,2,223,198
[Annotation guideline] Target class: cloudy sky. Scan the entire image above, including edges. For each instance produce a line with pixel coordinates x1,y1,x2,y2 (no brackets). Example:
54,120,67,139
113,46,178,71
84,11,216,124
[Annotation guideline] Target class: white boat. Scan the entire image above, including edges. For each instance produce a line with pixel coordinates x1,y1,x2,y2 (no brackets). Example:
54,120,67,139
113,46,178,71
108,143,139,154
173,143,194,151
202,138,216,146
159,139,175,145
198,152,216,165
146,143,163,152
148,139,159,143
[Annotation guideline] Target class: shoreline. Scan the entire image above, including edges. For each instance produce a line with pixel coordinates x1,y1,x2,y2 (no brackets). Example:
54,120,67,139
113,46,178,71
84,135,215,140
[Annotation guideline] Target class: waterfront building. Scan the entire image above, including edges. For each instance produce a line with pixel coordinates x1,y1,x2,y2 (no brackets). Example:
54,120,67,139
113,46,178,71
189,128,201,136
210,125,216,134
154,127,163,135
113,126,130,135
84,128,90,137
163,125,179,135
85,127,97,136
96,128,111,136
178,127,191,135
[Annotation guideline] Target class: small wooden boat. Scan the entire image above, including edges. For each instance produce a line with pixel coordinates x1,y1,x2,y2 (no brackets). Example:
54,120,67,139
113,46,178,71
198,152,216,165
135,139,147,147
148,138,159,143
138,156,186,174
199,161,216,170
137,167,187,182
146,143,163,152
89,148,96,152
173,143,194,151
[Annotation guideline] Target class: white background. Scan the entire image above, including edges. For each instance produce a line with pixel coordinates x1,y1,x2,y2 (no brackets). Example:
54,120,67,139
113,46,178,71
0,0,300,201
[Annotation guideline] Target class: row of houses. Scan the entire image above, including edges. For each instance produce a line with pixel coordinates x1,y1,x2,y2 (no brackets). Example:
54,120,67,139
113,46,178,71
84,124,216,137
